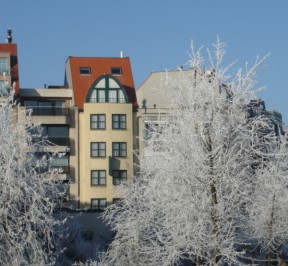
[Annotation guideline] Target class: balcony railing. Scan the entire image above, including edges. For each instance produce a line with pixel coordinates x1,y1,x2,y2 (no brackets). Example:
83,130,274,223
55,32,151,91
47,137,70,146
35,165,70,174
26,107,69,116
49,165,70,174
31,137,70,147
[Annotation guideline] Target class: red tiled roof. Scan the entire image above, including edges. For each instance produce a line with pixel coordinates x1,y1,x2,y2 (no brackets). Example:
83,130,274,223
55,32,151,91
0,43,19,94
66,57,138,110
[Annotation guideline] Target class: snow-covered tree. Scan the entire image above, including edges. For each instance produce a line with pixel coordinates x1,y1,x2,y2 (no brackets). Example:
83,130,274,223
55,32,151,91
247,134,288,263
0,81,65,265
100,40,287,266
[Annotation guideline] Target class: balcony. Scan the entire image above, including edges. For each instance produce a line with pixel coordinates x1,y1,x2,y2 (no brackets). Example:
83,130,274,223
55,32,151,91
35,164,70,174
28,107,69,116
49,165,70,174
30,137,70,153
23,106,70,125
47,137,70,146
32,137,70,146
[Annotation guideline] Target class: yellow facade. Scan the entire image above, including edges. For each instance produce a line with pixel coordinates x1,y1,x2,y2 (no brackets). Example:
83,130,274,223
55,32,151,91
79,102,134,209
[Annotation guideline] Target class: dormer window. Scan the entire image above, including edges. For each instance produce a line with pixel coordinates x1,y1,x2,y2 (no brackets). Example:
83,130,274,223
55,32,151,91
80,67,91,75
86,75,127,103
111,67,122,76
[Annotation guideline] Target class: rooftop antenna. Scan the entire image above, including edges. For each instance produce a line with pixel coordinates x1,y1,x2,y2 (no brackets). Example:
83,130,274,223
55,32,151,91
120,50,124,58
6,28,12,43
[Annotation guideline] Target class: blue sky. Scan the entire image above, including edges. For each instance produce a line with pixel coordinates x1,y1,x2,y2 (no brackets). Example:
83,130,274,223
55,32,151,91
2,0,288,123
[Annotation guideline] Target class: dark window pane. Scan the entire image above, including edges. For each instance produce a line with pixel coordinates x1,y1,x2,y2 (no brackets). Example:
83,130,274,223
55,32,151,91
113,170,127,185
80,67,91,74
91,199,107,210
111,67,122,75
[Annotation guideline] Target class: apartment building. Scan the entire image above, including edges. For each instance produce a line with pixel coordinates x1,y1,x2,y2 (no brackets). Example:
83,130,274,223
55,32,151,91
0,29,19,94
136,69,196,156
64,56,138,209
136,69,285,158
1,30,138,210
2,29,284,211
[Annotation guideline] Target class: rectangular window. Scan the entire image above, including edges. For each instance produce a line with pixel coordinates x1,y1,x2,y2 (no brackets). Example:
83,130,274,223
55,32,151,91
38,101,52,116
108,90,117,103
54,101,66,115
118,90,125,103
32,152,70,174
111,67,122,75
23,100,37,107
112,114,126,129
112,142,127,157
23,100,66,116
0,58,7,74
89,90,97,102
91,170,106,186
41,125,69,146
50,154,69,167
80,67,91,75
91,198,107,210
90,114,106,129
50,154,70,173
91,142,106,157
98,90,106,102
113,170,127,185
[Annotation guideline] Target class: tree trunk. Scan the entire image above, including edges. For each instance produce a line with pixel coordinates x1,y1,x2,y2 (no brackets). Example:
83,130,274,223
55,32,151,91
267,193,276,265
210,182,219,266
208,132,219,266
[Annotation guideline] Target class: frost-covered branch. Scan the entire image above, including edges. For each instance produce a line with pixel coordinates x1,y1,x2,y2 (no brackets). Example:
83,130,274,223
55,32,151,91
99,40,286,266
0,84,65,265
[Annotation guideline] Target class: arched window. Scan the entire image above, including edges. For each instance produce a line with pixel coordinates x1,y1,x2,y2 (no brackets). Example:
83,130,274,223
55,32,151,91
86,75,128,103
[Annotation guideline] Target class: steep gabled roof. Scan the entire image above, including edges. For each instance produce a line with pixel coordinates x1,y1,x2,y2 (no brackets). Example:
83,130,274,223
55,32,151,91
66,57,138,110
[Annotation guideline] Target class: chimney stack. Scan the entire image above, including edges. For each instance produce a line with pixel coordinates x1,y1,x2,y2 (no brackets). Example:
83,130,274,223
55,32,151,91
6,28,12,43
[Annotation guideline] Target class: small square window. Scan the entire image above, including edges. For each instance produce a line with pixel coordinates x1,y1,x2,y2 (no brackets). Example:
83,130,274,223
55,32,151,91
113,170,127,185
80,67,91,75
112,142,127,157
91,114,106,129
91,170,106,186
111,67,122,75
91,142,106,157
112,114,126,129
91,198,107,210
